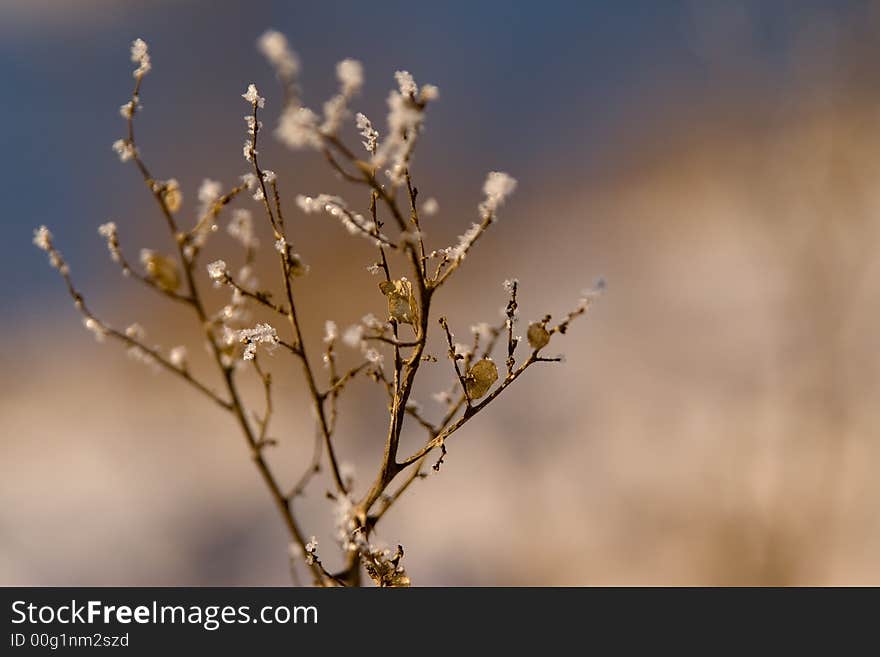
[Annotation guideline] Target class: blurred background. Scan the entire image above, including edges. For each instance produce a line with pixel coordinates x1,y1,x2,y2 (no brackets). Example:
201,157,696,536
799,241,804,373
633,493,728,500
2,0,880,585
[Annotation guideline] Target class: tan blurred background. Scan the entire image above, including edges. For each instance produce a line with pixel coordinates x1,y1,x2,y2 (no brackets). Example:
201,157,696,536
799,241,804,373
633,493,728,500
2,1,880,585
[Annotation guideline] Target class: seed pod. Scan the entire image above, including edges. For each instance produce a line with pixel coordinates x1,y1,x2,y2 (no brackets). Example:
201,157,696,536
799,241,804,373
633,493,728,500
466,358,498,400
527,322,550,350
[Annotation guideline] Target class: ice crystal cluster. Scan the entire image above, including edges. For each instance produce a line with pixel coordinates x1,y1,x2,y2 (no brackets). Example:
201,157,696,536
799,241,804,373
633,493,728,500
34,33,602,587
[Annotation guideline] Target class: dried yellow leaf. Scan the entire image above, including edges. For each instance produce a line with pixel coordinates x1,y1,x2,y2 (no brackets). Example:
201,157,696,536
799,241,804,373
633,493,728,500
143,252,180,292
527,322,550,350
466,358,498,400
379,278,419,326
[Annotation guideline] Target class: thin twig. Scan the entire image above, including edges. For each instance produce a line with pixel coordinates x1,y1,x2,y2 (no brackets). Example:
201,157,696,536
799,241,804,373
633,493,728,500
249,100,348,495
439,316,472,408
252,356,274,444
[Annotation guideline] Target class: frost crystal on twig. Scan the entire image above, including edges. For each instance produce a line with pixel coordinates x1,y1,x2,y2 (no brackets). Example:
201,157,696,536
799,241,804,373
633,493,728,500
258,30,300,80
131,38,151,78
276,106,321,149
355,112,379,155
242,83,265,109
112,139,136,162
207,259,228,286
238,323,279,361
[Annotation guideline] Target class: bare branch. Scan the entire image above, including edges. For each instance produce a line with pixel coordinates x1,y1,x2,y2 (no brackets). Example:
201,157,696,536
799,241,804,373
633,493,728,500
439,316,472,409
